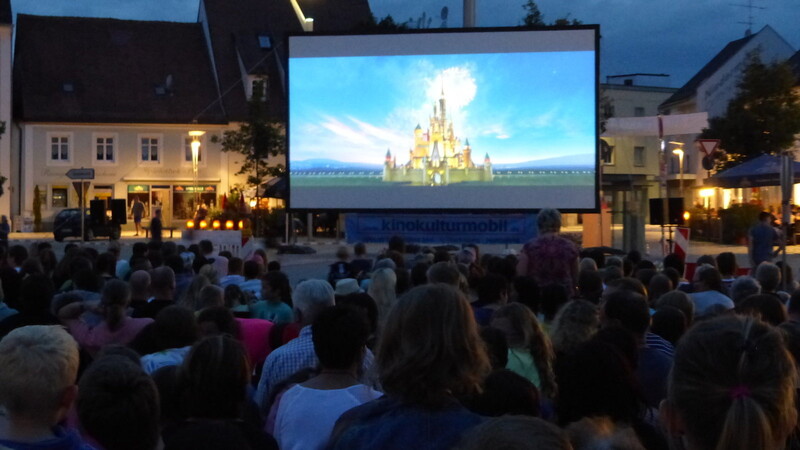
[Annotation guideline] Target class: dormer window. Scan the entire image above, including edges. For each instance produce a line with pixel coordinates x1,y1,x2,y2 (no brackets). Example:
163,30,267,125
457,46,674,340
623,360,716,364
258,34,272,49
154,86,167,96
62,82,74,93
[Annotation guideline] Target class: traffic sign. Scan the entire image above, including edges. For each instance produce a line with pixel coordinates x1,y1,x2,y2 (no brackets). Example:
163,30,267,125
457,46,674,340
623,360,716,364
66,168,95,180
696,139,720,156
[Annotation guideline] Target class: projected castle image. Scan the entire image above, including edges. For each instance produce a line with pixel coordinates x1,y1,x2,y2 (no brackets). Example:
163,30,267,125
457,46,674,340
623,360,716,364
383,88,493,186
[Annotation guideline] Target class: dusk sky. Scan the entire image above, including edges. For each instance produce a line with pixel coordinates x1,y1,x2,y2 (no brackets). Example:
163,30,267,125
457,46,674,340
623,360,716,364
289,51,595,164
10,0,800,88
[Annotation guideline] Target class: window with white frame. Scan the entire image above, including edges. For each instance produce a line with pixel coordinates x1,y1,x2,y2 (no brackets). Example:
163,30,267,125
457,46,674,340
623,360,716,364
94,135,116,162
184,136,205,165
48,134,71,162
139,136,160,163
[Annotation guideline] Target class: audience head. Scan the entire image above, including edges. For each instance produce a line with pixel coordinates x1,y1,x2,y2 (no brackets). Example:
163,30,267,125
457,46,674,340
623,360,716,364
577,270,603,304
261,270,292,305
465,369,541,418
179,335,250,419
602,289,650,338
150,266,176,299
129,270,151,300
566,417,646,450
716,252,738,277
550,299,600,356
197,306,240,339
479,327,509,370
293,279,335,325
664,316,797,450
755,262,781,293
18,273,55,315
0,326,79,425
457,416,571,450
153,305,198,351
198,285,225,310
693,264,723,293
426,261,462,286
537,208,562,233
647,273,673,305
650,306,688,346
378,284,489,407
557,335,643,426
663,253,686,278
77,356,160,450
312,305,370,371
101,279,132,330
477,273,509,306
736,294,787,326
729,276,761,305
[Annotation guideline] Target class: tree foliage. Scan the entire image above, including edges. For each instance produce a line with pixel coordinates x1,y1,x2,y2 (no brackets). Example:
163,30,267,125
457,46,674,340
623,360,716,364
522,1,582,27
212,80,285,191
701,57,800,165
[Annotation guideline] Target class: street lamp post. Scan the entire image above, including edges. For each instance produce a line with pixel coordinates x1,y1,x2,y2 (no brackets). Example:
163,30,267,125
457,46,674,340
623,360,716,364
189,130,205,217
672,146,685,200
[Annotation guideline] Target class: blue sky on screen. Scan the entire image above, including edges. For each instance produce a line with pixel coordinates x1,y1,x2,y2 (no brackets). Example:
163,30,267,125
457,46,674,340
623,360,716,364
290,50,594,165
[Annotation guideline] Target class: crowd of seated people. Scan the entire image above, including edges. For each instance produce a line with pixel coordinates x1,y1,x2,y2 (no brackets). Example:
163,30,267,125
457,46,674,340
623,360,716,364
0,209,799,450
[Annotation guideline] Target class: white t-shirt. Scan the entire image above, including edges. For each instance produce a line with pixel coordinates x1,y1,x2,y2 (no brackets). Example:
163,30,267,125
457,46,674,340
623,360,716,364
274,383,383,450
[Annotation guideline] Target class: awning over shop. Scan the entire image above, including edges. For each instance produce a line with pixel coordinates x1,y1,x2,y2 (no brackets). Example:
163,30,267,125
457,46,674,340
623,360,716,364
259,177,286,199
706,154,800,188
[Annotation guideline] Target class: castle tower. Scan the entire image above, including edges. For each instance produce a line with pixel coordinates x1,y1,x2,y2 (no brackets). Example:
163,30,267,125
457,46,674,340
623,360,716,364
464,138,473,168
431,141,441,168
439,86,447,124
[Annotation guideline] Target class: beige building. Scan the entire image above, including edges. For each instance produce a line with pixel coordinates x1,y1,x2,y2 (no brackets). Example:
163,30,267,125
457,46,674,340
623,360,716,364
10,0,372,231
600,75,677,250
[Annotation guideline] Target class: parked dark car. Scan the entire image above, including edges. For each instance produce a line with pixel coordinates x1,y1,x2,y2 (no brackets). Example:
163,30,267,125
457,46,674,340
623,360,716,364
53,208,121,241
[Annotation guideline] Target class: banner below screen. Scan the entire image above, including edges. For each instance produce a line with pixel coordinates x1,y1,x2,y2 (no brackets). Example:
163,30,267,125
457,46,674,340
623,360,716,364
345,214,537,244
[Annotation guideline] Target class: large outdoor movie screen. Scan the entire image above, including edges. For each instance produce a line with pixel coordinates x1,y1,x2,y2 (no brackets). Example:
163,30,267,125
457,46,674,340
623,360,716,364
288,27,598,211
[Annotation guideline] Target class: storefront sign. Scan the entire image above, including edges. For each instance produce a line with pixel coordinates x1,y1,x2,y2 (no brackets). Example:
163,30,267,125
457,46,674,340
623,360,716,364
173,185,216,193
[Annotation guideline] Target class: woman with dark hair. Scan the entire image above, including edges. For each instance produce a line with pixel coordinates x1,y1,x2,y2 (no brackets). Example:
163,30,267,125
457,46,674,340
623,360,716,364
140,305,198,375
163,335,277,449
58,279,153,357
556,333,665,449
328,284,490,450
251,271,293,324
273,306,382,450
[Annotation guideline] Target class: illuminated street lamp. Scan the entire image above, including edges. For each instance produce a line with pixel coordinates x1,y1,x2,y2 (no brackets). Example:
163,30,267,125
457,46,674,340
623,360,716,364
189,130,205,214
672,143,685,199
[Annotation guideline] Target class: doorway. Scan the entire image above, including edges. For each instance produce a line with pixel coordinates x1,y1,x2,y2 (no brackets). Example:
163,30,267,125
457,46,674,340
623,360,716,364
151,187,172,226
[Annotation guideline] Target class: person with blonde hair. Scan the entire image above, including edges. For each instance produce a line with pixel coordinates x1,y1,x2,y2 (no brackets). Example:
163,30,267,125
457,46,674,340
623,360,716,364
368,267,396,326
0,325,91,448
328,283,490,449
491,302,557,399
179,274,211,312
662,316,797,450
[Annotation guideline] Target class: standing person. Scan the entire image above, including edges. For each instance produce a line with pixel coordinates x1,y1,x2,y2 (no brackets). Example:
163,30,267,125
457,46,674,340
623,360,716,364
131,196,145,236
748,211,780,270
516,208,580,297
0,215,9,249
150,209,163,242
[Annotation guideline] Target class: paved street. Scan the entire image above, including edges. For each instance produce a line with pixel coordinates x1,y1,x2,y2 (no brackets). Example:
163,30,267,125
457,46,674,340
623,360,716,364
9,224,800,288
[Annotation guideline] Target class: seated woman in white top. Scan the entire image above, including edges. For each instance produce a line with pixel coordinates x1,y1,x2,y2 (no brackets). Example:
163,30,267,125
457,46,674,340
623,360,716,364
273,305,381,450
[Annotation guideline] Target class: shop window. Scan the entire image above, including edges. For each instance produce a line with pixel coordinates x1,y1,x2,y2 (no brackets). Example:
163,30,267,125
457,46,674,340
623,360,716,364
52,187,68,208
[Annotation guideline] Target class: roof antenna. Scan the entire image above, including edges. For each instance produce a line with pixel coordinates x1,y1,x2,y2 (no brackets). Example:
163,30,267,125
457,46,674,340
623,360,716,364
730,0,766,36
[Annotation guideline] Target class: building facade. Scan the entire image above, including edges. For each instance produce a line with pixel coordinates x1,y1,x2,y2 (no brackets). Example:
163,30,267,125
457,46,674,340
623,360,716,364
10,0,372,230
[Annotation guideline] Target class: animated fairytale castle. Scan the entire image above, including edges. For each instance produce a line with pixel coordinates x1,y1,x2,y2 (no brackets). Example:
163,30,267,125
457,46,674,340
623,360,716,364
382,87,493,186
